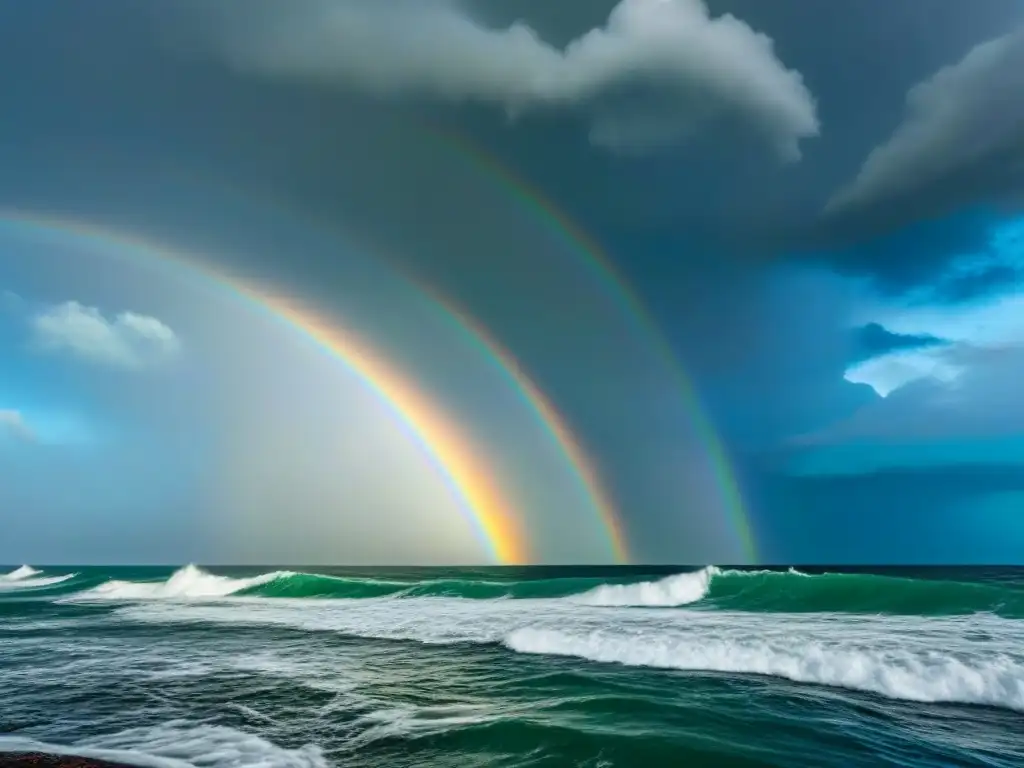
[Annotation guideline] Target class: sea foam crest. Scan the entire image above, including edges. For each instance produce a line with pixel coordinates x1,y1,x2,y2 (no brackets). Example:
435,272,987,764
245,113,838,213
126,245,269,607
572,567,718,607
504,625,1024,711
0,565,75,590
114,593,1024,712
0,723,328,768
1,565,41,581
80,564,288,600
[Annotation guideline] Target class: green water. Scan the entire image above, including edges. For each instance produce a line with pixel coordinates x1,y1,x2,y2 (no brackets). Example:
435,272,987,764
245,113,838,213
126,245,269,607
1,564,1023,767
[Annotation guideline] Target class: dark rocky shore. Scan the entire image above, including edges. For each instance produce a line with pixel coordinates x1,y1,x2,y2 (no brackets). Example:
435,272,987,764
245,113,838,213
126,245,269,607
0,754,144,768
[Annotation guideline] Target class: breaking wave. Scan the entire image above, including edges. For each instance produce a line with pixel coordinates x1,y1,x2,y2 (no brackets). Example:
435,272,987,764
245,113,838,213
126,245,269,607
1,565,41,581
7,564,1024,720
5,564,1022,766
111,588,1024,713
0,723,327,768
78,564,290,600
571,567,715,606
503,624,1024,711
0,565,76,591
55,564,1024,617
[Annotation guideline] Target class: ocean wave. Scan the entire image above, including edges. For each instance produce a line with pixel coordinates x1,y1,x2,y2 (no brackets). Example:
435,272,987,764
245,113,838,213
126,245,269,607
702,568,1024,617
347,702,505,747
0,723,328,768
112,593,1024,713
76,565,290,600
59,565,1024,618
0,565,76,591
1,565,42,581
66,565,633,603
571,567,715,607
504,626,1024,711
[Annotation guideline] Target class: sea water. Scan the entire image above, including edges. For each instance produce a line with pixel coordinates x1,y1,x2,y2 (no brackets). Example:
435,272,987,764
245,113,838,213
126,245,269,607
1,564,1023,767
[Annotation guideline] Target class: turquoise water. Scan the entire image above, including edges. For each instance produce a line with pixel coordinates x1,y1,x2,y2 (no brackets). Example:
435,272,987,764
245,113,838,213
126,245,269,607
1,564,1023,767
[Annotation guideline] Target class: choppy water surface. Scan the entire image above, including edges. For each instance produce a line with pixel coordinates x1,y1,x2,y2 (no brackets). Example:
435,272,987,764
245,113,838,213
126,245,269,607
2,564,1023,767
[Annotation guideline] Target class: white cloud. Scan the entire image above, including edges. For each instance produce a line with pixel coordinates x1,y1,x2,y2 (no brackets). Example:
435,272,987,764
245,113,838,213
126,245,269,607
826,28,1024,215
853,282,1024,398
815,342,1024,444
197,0,820,158
813,257,1024,448
845,348,962,398
31,301,181,370
805,342,1024,449
0,410,34,441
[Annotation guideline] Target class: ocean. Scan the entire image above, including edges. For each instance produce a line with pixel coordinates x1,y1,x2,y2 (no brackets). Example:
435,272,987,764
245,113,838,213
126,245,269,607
1,565,1023,768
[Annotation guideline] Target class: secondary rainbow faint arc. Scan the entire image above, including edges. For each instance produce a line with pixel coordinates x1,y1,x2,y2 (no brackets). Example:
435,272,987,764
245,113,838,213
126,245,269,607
413,278,629,565
0,211,528,565
122,166,633,564
424,126,759,562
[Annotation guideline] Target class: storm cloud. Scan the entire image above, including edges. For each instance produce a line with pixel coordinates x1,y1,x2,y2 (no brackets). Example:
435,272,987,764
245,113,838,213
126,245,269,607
848,323,946,364
825,28,1024,221
191,0,820,158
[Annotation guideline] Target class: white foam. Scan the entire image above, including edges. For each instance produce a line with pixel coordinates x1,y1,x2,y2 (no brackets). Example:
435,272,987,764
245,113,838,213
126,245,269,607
346,702,501,747
0,574,75,591
0,565,75,591
563,567,810,608
506,625,1024,710
0,723,328,768
114,594,1024,712
75,565,288,600
0,736,190,768
572,567,717,607
1,565,41,581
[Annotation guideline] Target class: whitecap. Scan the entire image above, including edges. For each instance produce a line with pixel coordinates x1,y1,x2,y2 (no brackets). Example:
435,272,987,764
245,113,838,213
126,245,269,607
0,723,328,768
571,567,717,607
73,564,289,600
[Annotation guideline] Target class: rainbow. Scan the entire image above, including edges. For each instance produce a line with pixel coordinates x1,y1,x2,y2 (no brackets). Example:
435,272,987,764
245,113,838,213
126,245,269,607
412,279,629,564
0,212,530,564
425,126,758,562
78,170,635,564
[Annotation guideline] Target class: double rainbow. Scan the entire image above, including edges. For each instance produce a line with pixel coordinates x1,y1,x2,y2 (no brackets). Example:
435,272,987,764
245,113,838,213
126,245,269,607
0,212,626,564
0,132,757,563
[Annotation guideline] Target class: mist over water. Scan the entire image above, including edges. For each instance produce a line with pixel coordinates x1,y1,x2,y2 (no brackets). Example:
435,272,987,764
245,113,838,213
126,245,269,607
2,564,1023,767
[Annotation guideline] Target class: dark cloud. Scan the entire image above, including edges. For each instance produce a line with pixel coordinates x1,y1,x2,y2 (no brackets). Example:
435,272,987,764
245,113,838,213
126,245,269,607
824,28,1024,221
806,27,1024,289
3,0,1020,277
185,0,820,160
781,205,1024,304
849,323,945,364
927,263,1023,304
802,210,992,288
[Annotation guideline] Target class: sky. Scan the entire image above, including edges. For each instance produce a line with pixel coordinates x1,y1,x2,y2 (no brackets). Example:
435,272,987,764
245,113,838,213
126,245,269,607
1,0,1023,564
